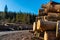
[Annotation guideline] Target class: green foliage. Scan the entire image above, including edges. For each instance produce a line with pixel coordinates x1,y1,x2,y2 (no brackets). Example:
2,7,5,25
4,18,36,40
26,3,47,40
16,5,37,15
0,5,37,24
4,5,8,13
4,5,8,19
15,12,37,24
0,11,37,24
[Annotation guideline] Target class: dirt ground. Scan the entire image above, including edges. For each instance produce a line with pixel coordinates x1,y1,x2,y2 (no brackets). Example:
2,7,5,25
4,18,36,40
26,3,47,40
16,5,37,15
0,30,35,40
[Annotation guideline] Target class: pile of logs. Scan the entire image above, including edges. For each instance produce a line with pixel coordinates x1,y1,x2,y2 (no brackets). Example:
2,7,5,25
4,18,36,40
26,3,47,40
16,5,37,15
33,19,60,40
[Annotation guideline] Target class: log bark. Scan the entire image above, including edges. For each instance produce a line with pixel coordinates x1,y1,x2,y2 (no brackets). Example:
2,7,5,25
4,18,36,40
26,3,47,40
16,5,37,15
37,20,57,31
44,31,56,40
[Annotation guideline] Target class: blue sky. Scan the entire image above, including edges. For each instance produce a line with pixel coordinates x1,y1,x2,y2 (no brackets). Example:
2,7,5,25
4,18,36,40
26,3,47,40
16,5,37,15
0,0,60,14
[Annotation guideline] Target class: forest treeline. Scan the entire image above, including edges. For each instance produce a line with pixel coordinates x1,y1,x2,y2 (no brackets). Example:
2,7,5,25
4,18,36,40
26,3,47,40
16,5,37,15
0,5,37,24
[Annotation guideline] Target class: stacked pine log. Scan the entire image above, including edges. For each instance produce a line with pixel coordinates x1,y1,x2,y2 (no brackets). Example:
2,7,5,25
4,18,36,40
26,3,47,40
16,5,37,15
33,19,60,40
44,31,56,40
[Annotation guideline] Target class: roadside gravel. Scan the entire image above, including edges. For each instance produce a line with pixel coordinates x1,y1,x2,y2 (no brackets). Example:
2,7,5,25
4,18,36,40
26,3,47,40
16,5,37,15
0,30,34,40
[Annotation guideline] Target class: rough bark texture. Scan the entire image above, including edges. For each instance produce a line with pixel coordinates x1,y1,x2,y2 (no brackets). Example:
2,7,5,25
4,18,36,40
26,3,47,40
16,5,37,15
44,31,56,40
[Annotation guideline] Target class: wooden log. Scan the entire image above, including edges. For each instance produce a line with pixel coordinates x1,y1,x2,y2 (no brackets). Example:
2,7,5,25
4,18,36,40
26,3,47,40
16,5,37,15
40,20,56,31
37,19,41,31
37,20,56,31
56,21,60,37
44,31,56,40
57,32,60,40
33,22,36,31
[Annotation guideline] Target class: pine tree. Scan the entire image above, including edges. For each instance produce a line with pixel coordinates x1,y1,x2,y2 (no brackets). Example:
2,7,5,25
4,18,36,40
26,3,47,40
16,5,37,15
4,5,8,19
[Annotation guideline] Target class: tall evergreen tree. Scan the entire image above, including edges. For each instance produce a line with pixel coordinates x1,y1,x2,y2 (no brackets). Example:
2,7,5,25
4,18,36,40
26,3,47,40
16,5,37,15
4,5,8,19
4,5,8,13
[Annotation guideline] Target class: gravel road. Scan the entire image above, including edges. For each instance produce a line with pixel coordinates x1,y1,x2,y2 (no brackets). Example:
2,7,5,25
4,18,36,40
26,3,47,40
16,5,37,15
0,30,29,36
0,30,34,40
